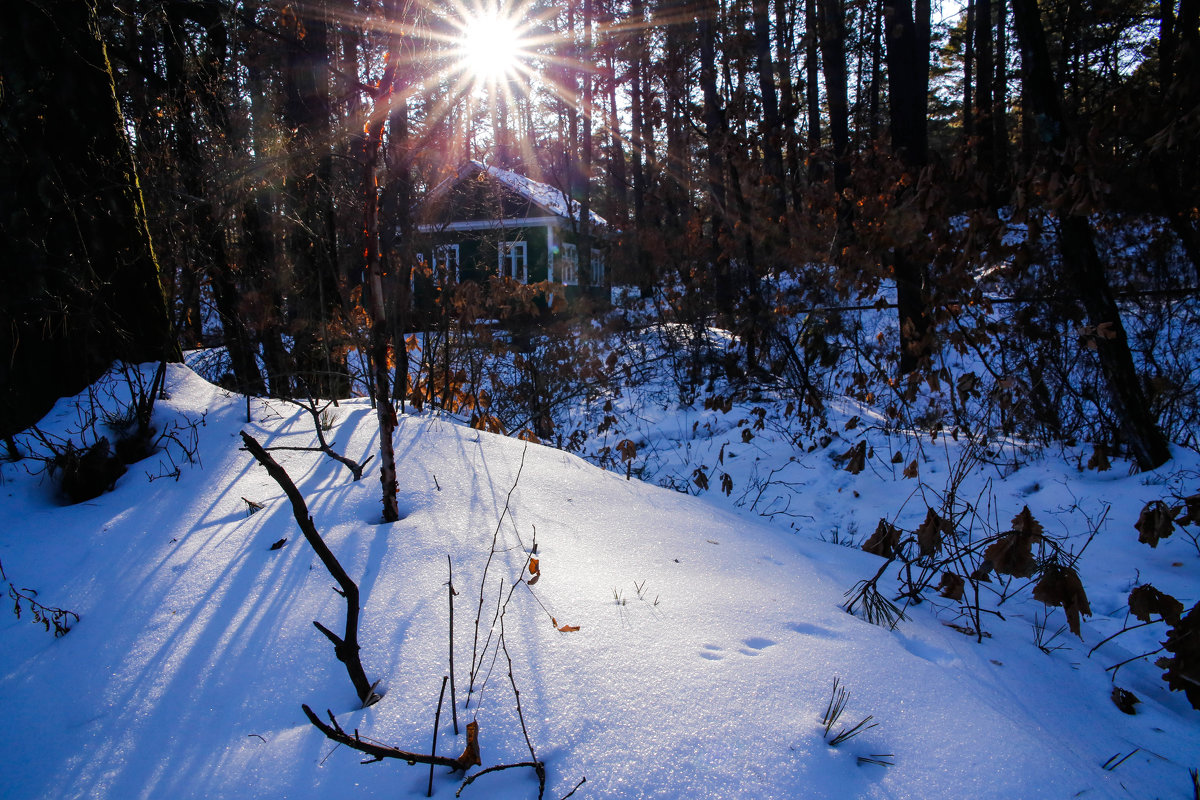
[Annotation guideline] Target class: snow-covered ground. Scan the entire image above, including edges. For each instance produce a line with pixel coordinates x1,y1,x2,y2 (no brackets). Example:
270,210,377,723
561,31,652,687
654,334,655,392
1,362,1197,799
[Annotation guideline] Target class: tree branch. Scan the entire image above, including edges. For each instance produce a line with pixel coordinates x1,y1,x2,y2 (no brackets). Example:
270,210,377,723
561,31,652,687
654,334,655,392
241,431,377,705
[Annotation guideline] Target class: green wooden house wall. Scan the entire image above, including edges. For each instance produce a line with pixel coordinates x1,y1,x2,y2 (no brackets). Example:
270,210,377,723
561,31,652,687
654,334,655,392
413,161,609,307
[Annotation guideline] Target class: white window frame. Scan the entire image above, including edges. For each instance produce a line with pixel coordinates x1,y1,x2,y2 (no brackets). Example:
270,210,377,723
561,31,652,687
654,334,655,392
433,243,460,282
499,240,528,283
559,243,579,286
590,248,605,286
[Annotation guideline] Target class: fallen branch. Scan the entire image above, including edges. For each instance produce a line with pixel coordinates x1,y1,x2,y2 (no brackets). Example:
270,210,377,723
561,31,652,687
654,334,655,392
241,431,378,706
301,705,468,769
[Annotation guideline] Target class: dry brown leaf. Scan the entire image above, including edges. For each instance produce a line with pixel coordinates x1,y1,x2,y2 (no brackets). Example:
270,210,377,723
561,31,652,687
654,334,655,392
1158,603,1200,710
915,508,946,558
902,459,919,479
983,533,1037,578
835,441,867,474
1128,584,1183,625
956,372,980,403
453,720,482,771
1032,563,1091,638
1010,506,1045,539
1136,500,1179,548
1110,687,1139,715
982,506,1045,578
527,557,541,586
1176,493,1200,526
862,518,901,559
551,617,581,633
937,572,965,601
1086,444,1111,472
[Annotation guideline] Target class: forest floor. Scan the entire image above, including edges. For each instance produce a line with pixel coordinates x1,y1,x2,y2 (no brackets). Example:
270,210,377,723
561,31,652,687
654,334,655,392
1,356,1198,799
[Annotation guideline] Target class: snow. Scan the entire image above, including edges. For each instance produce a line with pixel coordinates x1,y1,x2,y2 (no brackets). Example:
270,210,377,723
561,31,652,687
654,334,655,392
2,362,1198,799
476,160,610,228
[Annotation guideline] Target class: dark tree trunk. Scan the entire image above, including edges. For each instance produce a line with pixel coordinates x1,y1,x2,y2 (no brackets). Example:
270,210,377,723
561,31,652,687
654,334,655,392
883,0,932,374
1010,0,1170,471
164,1,264,395
975,0,997,204
804,0,823,179
818,0,850,195
993,0,1010,189
663,2,690,240
282,1,347,399
753,0,789,247
699,0,731,294
606,49,629,223
1,0,178,437
630,0,650,292
774,0,803,207
964,0,976,137
364,95,400,524
579,0,595,290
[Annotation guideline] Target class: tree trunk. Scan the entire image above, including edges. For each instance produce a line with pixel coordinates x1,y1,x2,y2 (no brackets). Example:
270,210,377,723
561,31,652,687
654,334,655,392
774,0,803,208
282,1,347,399
883,0,932,374
964,0,975,137
164,1,264,395
804,0,823,181
993,0,1010,190
699,0,731,300
1010,0,1170,471
818,0,850,195
753,0,789,247
1,0,178,437
630,0,650,292
579,0,595,290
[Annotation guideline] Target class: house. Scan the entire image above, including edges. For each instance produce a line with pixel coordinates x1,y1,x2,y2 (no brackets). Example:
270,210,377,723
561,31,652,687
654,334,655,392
414,161,609,305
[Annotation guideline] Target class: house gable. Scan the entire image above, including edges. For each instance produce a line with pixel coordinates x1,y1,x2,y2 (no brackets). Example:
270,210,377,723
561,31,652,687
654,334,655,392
413,161,609,304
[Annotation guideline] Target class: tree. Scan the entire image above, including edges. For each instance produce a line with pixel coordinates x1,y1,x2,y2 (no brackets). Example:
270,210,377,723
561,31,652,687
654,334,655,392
883,0,933,374
1010,0,1170,471
1,0,179,438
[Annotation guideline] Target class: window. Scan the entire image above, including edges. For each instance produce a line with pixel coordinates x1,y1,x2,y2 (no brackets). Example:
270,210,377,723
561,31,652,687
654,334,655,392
590,249,605,285
499,240,528,282
558,243,579,285
433,244,460,282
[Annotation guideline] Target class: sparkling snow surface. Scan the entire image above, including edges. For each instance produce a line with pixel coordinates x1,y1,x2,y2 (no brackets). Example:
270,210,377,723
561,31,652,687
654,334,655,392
1,364,1197,799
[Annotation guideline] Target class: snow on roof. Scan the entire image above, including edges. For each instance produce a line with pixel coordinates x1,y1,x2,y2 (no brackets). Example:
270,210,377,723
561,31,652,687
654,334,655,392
427,160,608,228
479,161,609,228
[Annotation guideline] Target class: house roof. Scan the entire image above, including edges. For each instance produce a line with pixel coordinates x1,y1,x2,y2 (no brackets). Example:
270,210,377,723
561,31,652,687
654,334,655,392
425,160,608,229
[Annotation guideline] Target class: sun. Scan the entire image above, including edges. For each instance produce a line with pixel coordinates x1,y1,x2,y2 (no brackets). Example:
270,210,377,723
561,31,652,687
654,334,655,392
459,9,524,84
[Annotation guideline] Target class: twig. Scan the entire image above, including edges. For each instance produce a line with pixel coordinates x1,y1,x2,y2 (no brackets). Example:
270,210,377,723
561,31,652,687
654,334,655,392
448,554,460,735
271,397,374,480
560,776,587,799
1087,618,1162,657
456,762,546,798
500,618,538,764
430,676,449,797
468,443,529,701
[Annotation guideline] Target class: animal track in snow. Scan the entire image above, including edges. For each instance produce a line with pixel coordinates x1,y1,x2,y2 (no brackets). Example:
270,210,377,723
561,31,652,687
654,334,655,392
783,621,841,639
738,636,776,656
